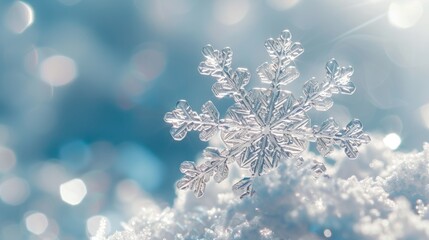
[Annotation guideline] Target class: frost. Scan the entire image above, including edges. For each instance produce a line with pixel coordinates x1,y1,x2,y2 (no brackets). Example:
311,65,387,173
102,137,429,240
164,30,370,198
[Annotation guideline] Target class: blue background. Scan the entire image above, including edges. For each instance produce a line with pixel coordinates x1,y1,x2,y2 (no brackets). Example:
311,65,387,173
0,0,428,239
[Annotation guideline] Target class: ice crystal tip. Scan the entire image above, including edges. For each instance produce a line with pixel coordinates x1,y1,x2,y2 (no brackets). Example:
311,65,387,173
165,29,370,198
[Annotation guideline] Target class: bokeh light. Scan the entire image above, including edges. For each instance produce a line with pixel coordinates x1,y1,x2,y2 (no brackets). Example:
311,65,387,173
4,1,34,34
86,215,110,237
135,0,193,32
324,229,332,238
115,179,142,203
388,0,424,29
25,212,49,235
39,55,78,87
214,0,250,25
132,45,166,81
383,133,402,150
59,178,87,205
0,177,30,205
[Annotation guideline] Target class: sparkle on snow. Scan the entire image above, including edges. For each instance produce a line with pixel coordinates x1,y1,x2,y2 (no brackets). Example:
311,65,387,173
165,29,370,198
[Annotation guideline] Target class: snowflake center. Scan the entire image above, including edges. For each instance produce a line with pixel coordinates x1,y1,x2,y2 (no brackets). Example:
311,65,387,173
261,125,271,135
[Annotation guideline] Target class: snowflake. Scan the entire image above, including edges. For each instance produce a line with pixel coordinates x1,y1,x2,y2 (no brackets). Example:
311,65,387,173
164,29,371,198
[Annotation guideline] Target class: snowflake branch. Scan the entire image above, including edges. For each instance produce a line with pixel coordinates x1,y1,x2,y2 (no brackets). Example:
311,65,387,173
164,100,220,141
176,147,231,198
285,118,370,158
198,45,268,127
270,59,356,129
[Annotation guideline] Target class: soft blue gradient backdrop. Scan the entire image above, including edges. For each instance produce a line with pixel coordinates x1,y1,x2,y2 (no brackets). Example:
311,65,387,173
0,0,428,239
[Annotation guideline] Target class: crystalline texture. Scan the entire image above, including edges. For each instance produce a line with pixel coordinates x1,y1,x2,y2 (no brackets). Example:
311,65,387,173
164,29,371,198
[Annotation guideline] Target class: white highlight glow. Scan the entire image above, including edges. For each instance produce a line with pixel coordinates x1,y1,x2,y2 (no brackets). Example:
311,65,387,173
59,178,87,205
0,146,16,172
383,133,401,150
5,1,34,34
25,212,49,235
40,55,78,87
0,177,29,205
87,215,110,237
214,0,249,25
324,229,332,238
266,0,300,10
388,0,423,29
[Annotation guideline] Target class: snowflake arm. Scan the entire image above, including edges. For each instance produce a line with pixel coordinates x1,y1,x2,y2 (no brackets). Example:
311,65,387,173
301,58,356,111
257,30,303,87
176,148,230,198
312,118,371,158
198,45,269,128
270,57,370,158
165,29,371,198
164,100,220,141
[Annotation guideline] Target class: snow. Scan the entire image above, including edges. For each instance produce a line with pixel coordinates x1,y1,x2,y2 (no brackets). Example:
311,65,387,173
98,136,429,240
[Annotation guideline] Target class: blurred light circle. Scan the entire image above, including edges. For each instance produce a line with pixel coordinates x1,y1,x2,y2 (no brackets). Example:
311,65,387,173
40,55,78,86
5,1,34,34
388,0,423,29
132,46,166,81
59,178,87,205
135,0,193,32
266,0,300,10
214,0,249,25
0,177,30,205
25,212,49,235
0,146,16,173
115,179,141,203
324,229,332,238
87,215,110,237
383,133,401,150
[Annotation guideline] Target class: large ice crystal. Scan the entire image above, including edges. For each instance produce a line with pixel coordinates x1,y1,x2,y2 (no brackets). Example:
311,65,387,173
102,137,429,240
164,29,370,198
